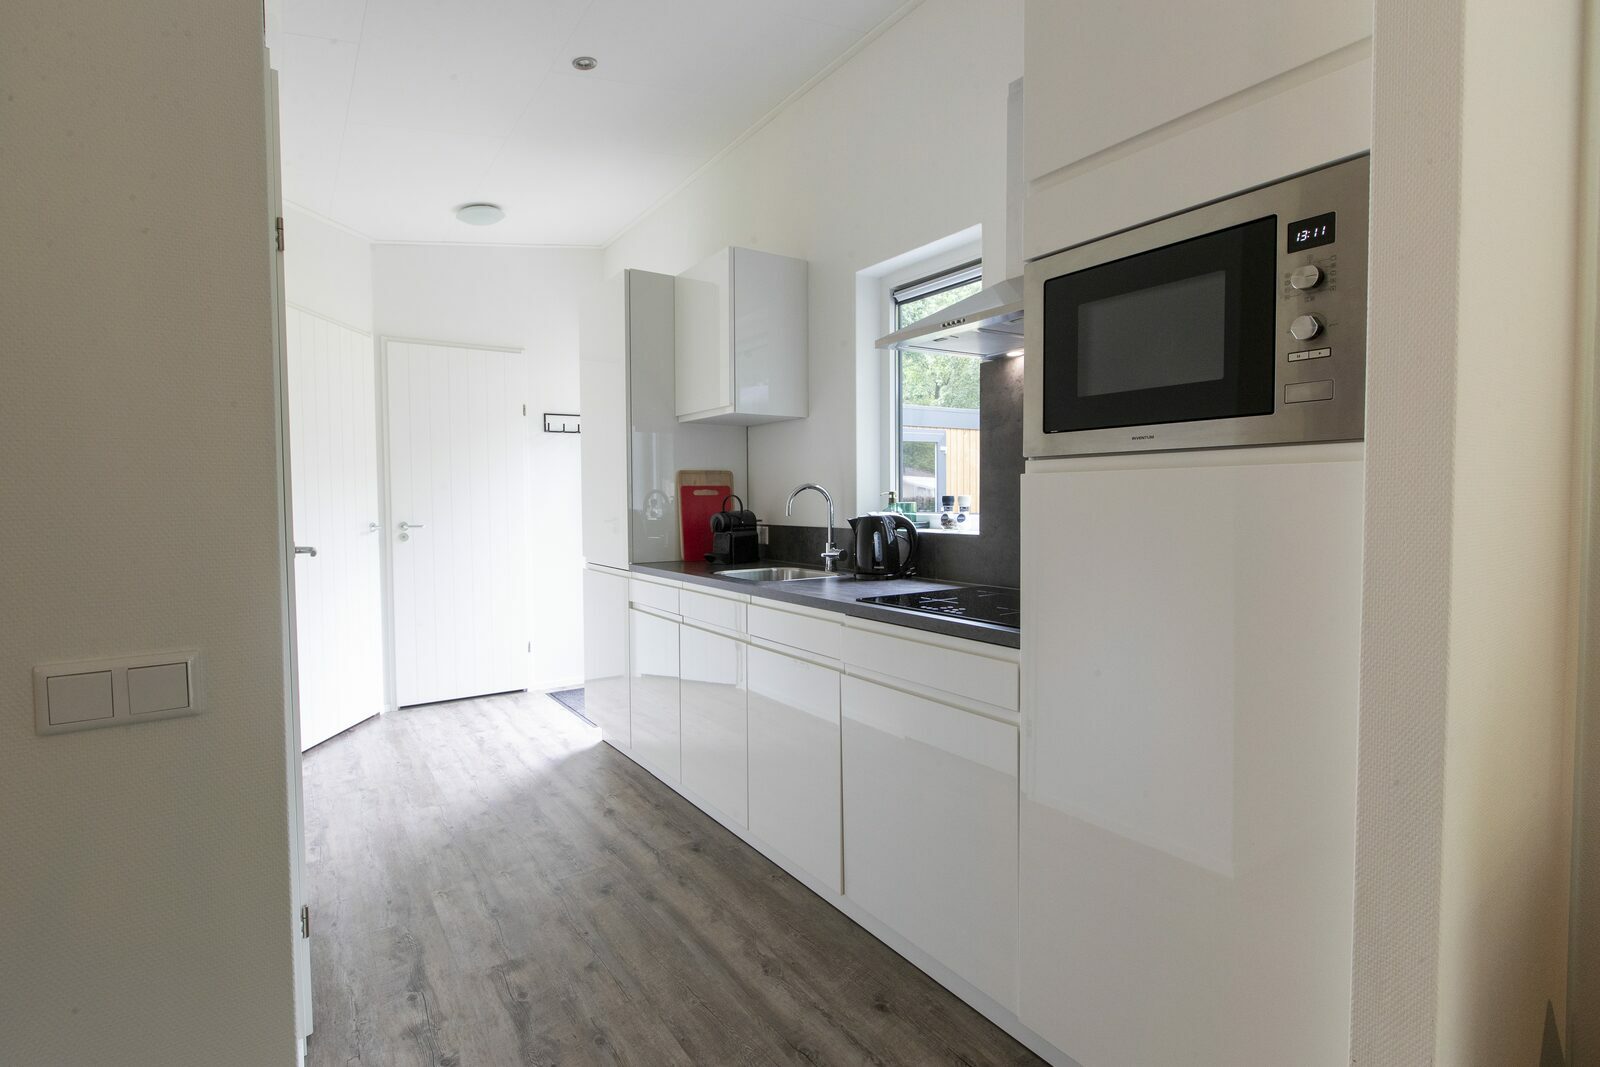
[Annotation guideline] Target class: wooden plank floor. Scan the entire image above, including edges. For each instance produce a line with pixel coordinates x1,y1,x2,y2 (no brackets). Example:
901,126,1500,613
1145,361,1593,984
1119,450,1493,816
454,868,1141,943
303,691,1045,1067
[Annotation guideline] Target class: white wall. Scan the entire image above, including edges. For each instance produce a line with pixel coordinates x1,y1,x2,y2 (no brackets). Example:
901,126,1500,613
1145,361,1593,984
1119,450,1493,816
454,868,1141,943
374,244,602,691
0,1,297,1063
283,205,373,331
1353,0,1585,1062
603,0,1024,526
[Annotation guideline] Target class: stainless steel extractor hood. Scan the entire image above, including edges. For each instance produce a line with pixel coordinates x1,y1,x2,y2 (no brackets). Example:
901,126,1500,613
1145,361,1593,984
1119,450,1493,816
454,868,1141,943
874,276,1024,358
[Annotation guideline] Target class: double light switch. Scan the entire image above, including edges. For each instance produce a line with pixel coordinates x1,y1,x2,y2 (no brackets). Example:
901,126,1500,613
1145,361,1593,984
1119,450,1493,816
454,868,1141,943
34,651,200,735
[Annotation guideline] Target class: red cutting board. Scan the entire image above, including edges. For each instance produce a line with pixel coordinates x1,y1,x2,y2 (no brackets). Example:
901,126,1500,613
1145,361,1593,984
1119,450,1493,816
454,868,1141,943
677,470,734,562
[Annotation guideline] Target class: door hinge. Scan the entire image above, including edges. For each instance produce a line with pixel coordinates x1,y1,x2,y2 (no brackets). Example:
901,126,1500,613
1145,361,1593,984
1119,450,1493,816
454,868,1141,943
275,216,285,253
300,904,311,939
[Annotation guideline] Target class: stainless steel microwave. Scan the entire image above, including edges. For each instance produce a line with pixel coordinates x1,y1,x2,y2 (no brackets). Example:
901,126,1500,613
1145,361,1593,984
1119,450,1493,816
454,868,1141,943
1023,154,1369,458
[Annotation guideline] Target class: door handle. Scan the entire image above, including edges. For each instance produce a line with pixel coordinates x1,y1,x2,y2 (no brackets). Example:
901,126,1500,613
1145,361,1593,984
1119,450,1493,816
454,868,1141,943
294,545,318,557
398,521,424,530
366,521,380,533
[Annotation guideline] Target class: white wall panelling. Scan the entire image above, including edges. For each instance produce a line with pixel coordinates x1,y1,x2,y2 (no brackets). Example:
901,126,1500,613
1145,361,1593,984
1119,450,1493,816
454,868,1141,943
2,4,298,1060
1353,0,1585,1061
285,307,385,748
384,339,531,706
1019,452,1364,1066
375,244,599,691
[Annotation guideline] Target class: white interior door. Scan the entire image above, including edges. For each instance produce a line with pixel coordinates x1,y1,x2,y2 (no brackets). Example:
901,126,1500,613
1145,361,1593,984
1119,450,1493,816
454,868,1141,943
385,340,529,707
287,307,386,750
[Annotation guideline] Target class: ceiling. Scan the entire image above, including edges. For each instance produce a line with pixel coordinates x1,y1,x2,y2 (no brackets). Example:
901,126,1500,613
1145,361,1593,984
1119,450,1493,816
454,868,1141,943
271,0,910,246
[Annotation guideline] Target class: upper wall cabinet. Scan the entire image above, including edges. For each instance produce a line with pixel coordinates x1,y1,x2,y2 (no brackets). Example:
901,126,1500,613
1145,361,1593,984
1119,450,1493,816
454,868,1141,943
675,247,808,425
1023,0,1372,186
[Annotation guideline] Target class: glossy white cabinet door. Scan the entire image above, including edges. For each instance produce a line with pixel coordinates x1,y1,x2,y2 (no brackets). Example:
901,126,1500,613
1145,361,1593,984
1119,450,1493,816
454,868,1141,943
628,607,680,782
680,624,748,827
1019,455,1363,1067
842,676,1020,1011
582,567,630,750
747,645,841,892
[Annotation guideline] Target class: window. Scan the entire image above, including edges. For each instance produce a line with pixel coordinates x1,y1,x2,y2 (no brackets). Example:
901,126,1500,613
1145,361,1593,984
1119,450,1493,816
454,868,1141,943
892,261,983,530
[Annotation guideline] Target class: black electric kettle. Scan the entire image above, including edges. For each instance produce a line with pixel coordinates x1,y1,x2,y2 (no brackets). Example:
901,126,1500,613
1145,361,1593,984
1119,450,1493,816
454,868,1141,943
846,512,918,579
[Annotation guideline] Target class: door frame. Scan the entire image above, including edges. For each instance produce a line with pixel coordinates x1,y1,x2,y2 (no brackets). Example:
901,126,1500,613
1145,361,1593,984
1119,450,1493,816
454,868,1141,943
376,335,530,711
262,60,314,1050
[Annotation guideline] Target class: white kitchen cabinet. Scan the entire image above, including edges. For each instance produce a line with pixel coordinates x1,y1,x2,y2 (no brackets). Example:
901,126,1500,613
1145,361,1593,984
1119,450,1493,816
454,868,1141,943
841,676,1019,1011
627,606,681,782
582,565,630,750
680,622,748,827
1018,452,1364,1066
675,247,808,425
747,643,841,892
578,269,747,566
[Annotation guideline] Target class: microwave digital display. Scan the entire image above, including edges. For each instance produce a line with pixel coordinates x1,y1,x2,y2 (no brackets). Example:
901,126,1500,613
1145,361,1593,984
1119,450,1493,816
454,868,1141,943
1287,212,1335,252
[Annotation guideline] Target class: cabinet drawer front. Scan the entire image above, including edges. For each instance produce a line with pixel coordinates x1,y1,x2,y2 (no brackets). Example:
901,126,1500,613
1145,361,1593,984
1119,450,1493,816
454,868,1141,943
748,603,842,661
841,676,1019,1011
629,577,680,615
680,588,746,632
845,625,1017,712
747,645,842,893
680,626,748,827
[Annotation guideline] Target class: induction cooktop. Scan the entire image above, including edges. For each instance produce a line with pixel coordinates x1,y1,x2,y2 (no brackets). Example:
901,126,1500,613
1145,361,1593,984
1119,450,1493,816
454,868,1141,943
856,585,1020,630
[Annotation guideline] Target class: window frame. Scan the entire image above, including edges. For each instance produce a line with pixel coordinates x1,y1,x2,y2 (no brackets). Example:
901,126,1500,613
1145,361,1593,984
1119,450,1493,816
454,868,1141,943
889,259,983,525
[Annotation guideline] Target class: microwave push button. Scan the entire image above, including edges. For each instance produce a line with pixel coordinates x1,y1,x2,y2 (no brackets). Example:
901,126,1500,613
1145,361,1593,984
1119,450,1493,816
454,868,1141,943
1290,264,1323,290
1289,314,1323,341
1285,380,1335,404
1287,346,1332,363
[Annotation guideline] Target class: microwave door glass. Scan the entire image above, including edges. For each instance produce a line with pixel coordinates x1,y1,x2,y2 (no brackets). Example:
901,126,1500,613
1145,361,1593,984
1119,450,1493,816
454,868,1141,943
1041,216,1278,434
1077,270,1228,396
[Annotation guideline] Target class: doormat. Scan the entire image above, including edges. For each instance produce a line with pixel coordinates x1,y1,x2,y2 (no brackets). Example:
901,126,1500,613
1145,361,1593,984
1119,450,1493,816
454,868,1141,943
548,688,594,727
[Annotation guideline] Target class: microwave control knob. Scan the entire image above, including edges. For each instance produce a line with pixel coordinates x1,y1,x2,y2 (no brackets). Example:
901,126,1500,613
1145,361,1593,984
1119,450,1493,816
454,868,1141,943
1289,314,1323,341
1290,264,1323,290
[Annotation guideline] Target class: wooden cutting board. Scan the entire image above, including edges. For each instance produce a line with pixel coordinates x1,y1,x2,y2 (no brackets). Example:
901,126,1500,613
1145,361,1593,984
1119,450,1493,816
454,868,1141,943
676,469,735,562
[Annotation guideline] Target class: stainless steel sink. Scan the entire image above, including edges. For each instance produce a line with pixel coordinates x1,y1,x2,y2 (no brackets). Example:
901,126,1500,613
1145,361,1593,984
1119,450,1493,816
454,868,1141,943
715,566,836,582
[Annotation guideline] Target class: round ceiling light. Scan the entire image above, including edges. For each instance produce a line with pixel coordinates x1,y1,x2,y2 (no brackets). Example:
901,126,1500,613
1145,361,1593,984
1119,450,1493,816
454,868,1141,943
455,203,506,226
571,55,598,71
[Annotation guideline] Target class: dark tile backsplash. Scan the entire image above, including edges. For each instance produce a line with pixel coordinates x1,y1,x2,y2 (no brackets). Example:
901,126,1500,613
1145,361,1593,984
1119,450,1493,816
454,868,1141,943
760,354,1023,589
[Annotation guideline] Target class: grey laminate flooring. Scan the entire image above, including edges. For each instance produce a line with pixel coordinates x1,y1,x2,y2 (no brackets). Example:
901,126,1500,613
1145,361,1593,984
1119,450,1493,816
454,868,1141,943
303,691,1044,1067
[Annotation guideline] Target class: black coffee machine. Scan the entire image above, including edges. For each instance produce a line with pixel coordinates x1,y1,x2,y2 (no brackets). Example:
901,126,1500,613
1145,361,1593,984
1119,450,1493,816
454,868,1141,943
846,512,918,579
706,495,760,565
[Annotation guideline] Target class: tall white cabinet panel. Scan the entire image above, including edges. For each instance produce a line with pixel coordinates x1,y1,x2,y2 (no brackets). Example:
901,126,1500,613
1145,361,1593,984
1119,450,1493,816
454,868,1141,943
747,645,842,892
579,269,747,564
841,677,1019,1010
1023,0,1371,184
628,607,681,782
675,247,808,425
1018,452,1363,1067
386,340,530,707
285,307,385,750
583,566,630,750
578,274,630,569
680,623,748,827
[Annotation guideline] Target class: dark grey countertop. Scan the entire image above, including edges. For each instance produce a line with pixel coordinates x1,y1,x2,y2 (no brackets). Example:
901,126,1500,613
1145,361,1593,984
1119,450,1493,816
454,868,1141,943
629,560,1021,649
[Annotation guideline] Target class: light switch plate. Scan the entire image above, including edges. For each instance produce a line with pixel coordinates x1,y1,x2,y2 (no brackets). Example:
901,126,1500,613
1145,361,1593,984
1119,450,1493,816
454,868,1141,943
34,651,201,735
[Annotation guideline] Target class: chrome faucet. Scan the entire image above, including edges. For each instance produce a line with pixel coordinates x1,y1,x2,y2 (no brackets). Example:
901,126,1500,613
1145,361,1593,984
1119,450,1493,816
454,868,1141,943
785,483,843,572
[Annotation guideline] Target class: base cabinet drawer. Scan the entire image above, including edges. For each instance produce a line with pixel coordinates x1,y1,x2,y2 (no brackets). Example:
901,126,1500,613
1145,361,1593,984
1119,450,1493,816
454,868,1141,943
842,676,1020,1011
583,568,631,749
628,607,680,782
747,644,842,892
680,624,748,827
